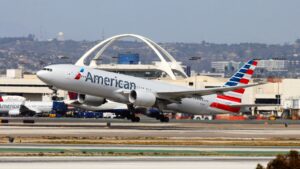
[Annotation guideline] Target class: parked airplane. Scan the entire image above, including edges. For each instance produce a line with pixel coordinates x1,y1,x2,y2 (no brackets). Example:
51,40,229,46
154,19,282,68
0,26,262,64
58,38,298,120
37,60,261,122
0,101,67,116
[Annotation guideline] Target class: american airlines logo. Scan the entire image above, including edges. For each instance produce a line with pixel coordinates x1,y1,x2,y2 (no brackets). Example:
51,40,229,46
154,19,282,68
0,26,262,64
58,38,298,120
76,68,136,90
74,68,85,80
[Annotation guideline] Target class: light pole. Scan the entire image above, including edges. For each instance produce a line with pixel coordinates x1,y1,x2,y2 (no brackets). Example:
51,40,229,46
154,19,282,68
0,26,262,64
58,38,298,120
189,56,201,89
112,56,118,73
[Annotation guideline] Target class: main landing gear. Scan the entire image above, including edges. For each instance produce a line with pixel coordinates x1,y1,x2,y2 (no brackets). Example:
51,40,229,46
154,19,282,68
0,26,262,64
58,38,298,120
126,104,170,123
157,114,169,122
127,104,141,123
130,115,140,122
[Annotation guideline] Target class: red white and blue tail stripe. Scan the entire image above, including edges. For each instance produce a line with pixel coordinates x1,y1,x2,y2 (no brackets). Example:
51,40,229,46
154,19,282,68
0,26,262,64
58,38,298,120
210,59,258,113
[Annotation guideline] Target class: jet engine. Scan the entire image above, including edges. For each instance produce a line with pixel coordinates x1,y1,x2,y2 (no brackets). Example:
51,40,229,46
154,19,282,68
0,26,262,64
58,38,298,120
129,90,156,107
78,94,106,107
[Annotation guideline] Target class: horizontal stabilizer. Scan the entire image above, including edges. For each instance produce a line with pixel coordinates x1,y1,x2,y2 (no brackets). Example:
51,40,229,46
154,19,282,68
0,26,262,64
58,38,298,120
157,82,265,100
230,104,280,108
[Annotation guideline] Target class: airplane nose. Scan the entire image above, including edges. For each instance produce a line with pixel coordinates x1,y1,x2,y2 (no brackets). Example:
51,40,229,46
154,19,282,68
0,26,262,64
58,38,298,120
36,70,48,82
36,70,43,79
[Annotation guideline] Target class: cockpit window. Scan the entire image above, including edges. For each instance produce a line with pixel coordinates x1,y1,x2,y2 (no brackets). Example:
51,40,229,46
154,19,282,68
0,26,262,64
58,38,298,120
42,68,53,72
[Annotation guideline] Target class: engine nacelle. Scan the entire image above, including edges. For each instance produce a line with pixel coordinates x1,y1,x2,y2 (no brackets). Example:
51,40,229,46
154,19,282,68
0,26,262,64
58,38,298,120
78,94,106,107
129,90,156,107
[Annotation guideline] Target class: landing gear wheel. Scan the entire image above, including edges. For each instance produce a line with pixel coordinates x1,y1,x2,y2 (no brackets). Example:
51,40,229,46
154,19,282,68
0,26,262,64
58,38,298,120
131,116,140,122
160,116,169,123
135,116,140,122
127,104,140,122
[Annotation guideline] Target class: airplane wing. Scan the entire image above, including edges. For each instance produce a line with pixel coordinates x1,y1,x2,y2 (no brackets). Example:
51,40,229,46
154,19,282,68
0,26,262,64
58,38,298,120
156,83,263,100
229,104,280,108
64,99,128,111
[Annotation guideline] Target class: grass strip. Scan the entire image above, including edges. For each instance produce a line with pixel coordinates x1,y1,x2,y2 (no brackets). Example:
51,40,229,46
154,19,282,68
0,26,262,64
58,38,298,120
0,148,291,156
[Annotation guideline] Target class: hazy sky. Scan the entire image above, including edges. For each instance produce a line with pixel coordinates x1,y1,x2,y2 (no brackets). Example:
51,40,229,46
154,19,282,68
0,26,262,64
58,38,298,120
1,0,300,44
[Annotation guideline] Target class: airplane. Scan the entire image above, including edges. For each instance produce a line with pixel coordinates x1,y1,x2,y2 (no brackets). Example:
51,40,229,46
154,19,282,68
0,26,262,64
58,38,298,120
0,101,67,116
37,59,262,122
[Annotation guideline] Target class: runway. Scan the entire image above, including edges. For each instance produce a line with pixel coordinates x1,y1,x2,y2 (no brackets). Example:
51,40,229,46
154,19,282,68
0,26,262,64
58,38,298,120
0,156,271,169
2,117,300,124
1,125,300,138
0,144,299,152
0,144,297,157
0,121,295,168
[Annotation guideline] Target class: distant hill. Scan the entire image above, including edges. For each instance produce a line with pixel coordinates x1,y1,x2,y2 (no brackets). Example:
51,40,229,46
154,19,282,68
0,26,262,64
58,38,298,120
0,35,300,77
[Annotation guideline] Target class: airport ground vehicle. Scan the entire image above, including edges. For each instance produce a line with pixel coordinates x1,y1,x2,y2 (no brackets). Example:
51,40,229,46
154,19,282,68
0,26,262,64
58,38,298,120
73,111,103,118
193,115,213,120
103,112,117,118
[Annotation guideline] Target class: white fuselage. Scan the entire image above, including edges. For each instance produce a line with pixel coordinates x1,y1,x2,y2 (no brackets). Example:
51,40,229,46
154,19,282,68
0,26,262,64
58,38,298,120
37,65,231,115
0,101,53,115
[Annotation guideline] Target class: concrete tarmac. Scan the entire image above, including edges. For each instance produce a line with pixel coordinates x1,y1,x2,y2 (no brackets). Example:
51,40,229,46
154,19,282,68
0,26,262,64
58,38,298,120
0,156,271,169
0,120,292,168
0,144,299,152
1,125,300,138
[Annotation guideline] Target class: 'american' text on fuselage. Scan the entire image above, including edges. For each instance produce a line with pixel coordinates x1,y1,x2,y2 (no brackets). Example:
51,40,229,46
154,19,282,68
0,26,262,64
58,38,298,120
85,72,136,90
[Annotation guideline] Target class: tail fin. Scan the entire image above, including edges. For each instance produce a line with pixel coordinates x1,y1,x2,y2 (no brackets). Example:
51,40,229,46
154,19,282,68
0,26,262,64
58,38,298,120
224,59,258,87
220,59,258,102
211,59,258,113
222,59,258,100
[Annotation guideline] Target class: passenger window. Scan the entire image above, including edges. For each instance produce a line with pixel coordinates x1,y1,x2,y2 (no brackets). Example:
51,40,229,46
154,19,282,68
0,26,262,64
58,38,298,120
42,68,53,72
